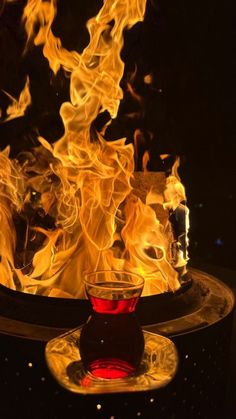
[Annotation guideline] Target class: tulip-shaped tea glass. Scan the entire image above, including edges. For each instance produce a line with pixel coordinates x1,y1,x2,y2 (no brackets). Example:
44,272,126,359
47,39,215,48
79,270,145,379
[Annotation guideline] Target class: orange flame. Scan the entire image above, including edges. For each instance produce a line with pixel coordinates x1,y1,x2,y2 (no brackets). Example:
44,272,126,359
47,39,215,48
22,0,79,74
164,157,186,210
0,0,189,298
164,157,189,269
142,150,150,173
122,194,179,295
1,76,31,122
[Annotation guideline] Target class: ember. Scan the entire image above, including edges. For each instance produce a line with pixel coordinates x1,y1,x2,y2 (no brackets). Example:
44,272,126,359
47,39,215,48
0,0,189,298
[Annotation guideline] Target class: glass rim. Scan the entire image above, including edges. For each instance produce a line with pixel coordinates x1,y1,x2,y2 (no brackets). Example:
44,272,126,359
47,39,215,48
84,270,144,291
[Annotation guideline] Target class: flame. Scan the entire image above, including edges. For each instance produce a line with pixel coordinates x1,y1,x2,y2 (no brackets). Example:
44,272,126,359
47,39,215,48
122,194,180,295
127,76,142,106
1,76,31,122
134,129,145,168
22,0,79,74
142,150,150,173
164,157,186,211
163,157,189,269
0,147,24,288
0,0,189,298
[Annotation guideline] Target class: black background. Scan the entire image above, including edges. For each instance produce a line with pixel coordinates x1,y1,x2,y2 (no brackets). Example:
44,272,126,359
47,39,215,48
0,0,235,270
0,3,235,418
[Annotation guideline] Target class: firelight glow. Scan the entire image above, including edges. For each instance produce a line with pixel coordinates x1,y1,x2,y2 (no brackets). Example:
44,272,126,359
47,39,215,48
0,0,188,298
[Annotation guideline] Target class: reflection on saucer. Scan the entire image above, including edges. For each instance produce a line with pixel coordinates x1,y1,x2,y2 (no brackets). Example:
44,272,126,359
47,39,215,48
45,327,178,394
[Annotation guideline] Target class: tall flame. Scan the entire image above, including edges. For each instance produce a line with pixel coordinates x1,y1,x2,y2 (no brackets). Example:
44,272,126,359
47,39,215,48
0,0,189,298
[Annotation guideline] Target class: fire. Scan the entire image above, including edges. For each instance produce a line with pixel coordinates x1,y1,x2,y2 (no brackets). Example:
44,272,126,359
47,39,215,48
0,0,189,298
1,76,31,123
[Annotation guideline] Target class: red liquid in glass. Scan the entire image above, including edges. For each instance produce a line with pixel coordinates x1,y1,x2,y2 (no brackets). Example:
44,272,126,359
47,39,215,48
89,295,139,314
79,294,144,379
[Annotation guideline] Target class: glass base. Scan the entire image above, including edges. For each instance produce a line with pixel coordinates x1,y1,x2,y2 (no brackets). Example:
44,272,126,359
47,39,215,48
87,358,135,379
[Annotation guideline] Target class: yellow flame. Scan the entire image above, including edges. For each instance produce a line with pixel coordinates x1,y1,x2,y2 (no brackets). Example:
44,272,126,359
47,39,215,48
22,0,80,74
164,157,186,210
1,76,31,122
0,0,189,298
122,195,179,295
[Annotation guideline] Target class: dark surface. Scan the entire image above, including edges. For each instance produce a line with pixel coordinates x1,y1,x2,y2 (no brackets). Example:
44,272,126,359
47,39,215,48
0,275,200,328
0,265,234,419
190,263,236,419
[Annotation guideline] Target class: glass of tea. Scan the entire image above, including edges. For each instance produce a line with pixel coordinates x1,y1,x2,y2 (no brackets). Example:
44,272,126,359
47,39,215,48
79,270,144,379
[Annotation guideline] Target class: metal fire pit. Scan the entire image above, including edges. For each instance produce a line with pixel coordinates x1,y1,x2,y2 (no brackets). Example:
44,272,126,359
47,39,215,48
0,268,234,419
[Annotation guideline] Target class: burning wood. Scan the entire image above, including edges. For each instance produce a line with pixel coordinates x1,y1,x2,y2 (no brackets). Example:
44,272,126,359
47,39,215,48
0,0,189,298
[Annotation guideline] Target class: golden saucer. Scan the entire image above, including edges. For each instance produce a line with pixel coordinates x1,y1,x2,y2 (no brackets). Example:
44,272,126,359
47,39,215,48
45,327,178,394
